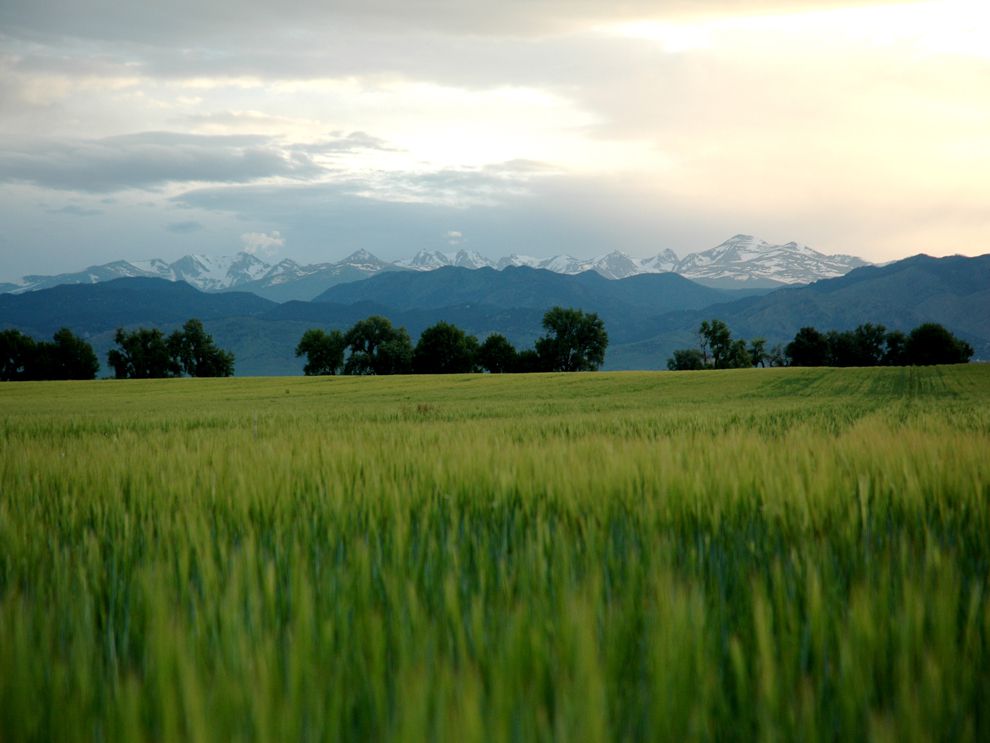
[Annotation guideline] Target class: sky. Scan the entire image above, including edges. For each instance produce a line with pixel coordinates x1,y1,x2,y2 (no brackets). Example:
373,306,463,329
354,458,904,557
1,0,988,280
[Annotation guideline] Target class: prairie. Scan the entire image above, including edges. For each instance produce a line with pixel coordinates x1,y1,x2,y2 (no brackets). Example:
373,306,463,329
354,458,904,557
1,366,988,741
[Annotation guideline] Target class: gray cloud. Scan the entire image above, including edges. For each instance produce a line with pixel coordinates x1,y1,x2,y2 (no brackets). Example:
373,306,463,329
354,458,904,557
172,159,552,213
175,121,398,154
166,220,203,233
0,24,592,94
45,204,103,216
0,1,910,44
0,2,916,112
0,131,324,192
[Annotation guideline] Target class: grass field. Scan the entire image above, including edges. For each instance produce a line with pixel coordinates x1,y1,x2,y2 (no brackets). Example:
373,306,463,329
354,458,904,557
1,366,989,742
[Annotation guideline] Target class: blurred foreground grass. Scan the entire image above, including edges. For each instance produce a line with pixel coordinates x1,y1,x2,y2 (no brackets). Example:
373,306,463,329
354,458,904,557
1,366,989,742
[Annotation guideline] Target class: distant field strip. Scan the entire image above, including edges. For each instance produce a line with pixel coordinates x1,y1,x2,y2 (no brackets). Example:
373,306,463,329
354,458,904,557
1,366,988,742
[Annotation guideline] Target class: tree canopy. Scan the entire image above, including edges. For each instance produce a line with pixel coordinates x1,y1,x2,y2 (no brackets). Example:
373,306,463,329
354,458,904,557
108,328,179,379
344,316,413,375
0,329,34,381
168,319,234,377
478,333,518,374
0,328,99,381
667,348,705,371
295,329,346,376
413,322,479,374
698,319,733,368
535,306,608,372
786,327,829,367
904,323,974,365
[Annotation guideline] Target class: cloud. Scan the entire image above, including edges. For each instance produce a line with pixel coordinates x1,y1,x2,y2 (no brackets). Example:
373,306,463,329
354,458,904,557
166,220,203,233
291,132,398,155
0,1,912,45
170,159,549,212
446,230,463,246
45,204,102,217
343,161,552,207
240,230,284,257
180,110,310,131
0,132,323,192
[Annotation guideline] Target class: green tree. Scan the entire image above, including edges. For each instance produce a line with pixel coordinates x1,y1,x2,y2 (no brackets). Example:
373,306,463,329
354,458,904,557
786,327,829,367
35,328,100,380
478,333,517,374
107,327,179,379
852,323,888,366
824,324,887,367
883,330,908,365
1,328,99,381
667,348,705,371
903,323,973,365
343,316,413,375
413,322,479,374
825,330,857,366
698,319,733,368
748,338,768,368
168,319,234,377
535,307,608,372
513,349,546,373
696,320,753,368
0,329,37,381
726,338,752,369
295,329,346,376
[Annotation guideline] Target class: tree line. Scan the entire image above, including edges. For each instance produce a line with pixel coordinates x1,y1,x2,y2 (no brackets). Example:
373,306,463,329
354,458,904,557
107,319,234,378
0,327,100,381
2,312,972,382
295,306,608,375
668,319,974,370
1,319,235,381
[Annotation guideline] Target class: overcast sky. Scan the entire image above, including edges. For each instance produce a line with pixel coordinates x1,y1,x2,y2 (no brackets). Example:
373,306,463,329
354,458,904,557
1,0,988,279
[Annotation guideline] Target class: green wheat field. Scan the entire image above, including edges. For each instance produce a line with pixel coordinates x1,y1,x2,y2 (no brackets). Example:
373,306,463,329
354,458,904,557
1,366,989,742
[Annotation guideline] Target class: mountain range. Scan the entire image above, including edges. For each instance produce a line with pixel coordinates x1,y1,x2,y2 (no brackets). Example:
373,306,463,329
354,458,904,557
1,252,985,375
0,235,869,301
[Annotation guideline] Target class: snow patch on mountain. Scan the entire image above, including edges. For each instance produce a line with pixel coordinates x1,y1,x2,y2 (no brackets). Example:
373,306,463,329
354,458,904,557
495,254,542,269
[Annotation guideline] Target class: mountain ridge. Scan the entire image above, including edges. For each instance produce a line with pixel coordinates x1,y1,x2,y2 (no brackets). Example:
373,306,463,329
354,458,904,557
2,235,870,300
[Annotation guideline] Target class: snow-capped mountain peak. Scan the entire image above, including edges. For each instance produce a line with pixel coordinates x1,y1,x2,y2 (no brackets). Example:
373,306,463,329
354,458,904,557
674,235,868,285
451,249,495,269
227,252,271,282
398,249,495,271
539,254,586,274
640,249,679,273
495,254,541,269
340,249,391,272
130,258,172,274
398,250,451,270
587,250,642,279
